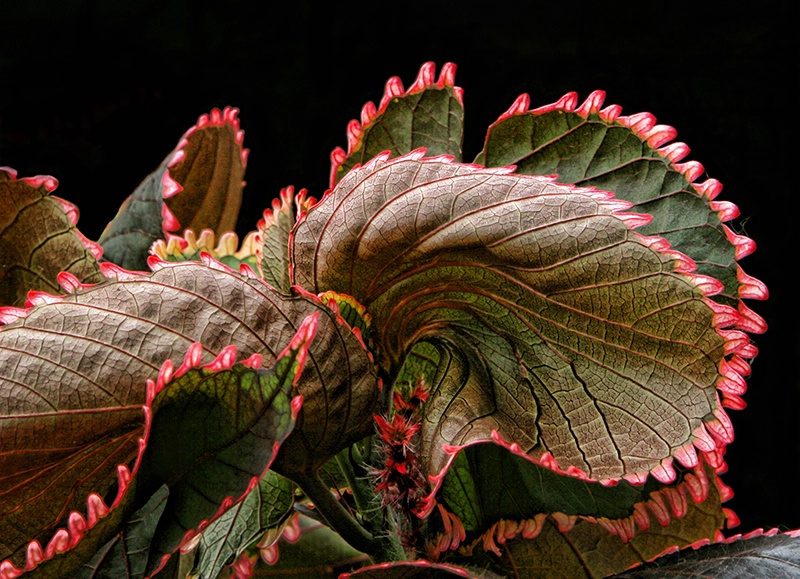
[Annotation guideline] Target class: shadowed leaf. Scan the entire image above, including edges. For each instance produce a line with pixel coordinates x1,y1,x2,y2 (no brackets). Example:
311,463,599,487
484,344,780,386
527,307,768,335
330,62,463,186
343,560,502,578
448,463,725,578
292,153,726,486
0,260,378,573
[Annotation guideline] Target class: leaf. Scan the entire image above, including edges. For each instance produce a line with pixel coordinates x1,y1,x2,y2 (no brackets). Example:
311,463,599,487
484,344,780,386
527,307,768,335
342,560,503,578
162,107,247,236
190,470,296,578
438,443,647,535
613,530,800,578
72,485,170,579
98,107,247,271
138,328,312,573
0,168,103,306
330,61,464,187
477,91,767,319
291,153,730,486
257,186,314,294
0,259,378,573
448,462,726,578
150,229,260,272
251,515,369,578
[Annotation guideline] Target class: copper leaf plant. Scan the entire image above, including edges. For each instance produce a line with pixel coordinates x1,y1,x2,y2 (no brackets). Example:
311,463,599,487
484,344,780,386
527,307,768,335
1,62,795,578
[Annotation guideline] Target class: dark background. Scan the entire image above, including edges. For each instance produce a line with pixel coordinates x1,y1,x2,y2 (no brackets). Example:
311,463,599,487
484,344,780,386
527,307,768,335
2,1,797,536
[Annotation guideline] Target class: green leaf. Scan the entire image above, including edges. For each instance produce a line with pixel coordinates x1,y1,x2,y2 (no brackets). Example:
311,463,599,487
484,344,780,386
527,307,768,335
447,462,726,578
0,260,378,574
137,320,312,573
477,92,761,313
72,486,170,579
330,62,464,186
0,168,103,306
613,531,800,578
98,107,247,271
342,560,503,578
292,154,727,486
96,161,170,271
191,471,296,579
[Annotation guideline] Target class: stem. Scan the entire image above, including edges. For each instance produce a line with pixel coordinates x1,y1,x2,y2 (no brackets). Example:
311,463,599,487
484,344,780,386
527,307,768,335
334,449,373,516
294,471,378,556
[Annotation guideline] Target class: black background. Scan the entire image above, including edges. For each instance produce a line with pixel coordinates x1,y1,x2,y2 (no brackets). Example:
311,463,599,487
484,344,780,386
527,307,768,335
2,1,797,536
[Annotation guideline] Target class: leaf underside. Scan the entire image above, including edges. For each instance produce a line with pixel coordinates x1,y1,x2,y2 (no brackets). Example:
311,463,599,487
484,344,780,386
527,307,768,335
613,532,800,579
333,82,464,186
448,463,725,578
98,109,245,271
292,154,724,483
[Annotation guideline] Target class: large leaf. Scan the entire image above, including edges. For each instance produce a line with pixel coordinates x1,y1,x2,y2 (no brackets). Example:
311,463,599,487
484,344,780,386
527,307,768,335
330,61,464,186
613,530,800,578
446,462,727,578
0,168,103,306
291,153,729,486
477,91,767,323
0,259,378,573
98,107,247,271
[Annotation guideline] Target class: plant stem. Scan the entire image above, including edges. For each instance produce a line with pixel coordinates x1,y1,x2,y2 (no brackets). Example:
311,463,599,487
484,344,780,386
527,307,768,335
294,471,378,556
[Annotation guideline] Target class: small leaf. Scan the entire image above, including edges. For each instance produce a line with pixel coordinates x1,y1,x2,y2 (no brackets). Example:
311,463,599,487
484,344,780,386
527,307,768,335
150,229,260,272
330,61,464,186
342,560,503,578
613,530,800,578
0,168,103,306
139,322,314,572
190,469,296,578
73,485,170,579
98,107,247,270
257,186,313,293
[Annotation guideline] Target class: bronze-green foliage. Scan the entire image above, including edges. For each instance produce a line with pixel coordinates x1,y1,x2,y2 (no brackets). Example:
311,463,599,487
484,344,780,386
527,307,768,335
0,62,788,579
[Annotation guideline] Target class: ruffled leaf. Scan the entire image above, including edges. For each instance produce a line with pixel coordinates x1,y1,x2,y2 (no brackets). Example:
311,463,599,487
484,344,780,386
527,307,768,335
0,168,103,306
330,62,464,186
98,107,247,271
292,153,726,486
446,462,726,578
150,229,260,272
0,260,378,574
257,186,313,293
